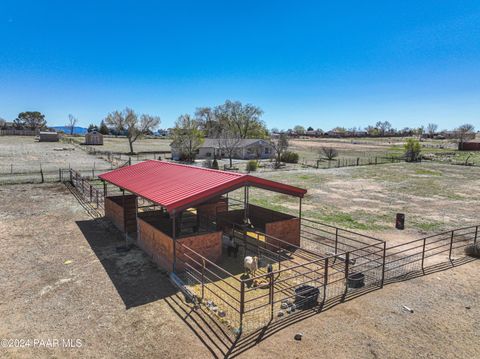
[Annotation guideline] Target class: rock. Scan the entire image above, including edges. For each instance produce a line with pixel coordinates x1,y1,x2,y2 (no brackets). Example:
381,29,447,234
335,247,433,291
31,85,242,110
294,333,303,341
277,310,284,317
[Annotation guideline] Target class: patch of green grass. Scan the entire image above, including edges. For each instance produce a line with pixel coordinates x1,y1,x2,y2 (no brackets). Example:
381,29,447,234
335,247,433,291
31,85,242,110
415,169,442,176
312,212,378,231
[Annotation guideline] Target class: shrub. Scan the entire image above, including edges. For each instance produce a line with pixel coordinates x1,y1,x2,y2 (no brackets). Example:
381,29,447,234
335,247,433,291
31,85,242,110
404,138,421,162
280,151,299,163
246,160,258,172
321,146,338,160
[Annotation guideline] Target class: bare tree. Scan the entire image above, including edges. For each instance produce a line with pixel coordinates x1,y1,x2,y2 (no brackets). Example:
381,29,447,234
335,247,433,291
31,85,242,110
0,117,5,129
105,107,160,154
171,114,204,162
195,107,219,138
375,121,392,136
217,129,242,168
321,146,338,160
66,114,78,135
426,123,438,138
269,133,289,168
455,123,475,149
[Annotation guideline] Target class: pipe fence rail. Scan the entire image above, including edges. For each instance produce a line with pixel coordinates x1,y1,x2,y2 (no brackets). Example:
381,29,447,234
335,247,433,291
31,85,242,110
60,168,479,336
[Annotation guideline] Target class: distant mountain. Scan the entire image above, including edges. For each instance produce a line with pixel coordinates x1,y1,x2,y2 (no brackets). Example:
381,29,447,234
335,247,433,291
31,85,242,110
51,126,88,135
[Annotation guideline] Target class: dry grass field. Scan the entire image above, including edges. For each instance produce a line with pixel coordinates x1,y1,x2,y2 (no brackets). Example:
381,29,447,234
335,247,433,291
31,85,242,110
1,135,479,358
0,136,112,173
0,183,478,358
67,136,172,154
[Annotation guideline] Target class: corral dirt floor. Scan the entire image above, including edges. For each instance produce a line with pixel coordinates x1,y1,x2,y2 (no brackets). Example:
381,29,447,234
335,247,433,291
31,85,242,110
0,183,479,358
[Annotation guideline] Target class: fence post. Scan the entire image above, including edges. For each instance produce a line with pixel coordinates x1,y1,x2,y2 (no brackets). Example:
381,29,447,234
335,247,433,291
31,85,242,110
269,272,274,321
335,228,339,254
201,259,205,300
40,168,44,183
343,252,350,301
419,237,426,273
449,230,454,262
69,169,73,183
474,226,478,245
96,190,99,208
58,168,61,182
381,242,386,287
89,184,93,202
322,257,329,304
239,281,245,334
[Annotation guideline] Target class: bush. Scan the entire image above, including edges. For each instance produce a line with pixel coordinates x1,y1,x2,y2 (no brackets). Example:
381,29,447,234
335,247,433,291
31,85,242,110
404,138,421,162
246,160,258,172
280,151,299,163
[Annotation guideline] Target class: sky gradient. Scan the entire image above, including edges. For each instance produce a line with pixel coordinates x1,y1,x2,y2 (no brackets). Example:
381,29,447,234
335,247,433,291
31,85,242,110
1,1,479,130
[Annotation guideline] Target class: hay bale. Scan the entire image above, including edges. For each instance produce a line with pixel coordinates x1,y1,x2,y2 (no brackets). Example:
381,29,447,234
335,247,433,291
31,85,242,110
464,244,480,258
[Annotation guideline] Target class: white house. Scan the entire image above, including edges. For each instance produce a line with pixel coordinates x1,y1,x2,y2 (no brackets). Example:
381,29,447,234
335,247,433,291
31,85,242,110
171,138,274,161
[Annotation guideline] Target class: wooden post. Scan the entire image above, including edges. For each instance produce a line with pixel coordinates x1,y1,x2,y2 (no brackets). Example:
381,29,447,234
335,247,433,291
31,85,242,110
40,167,44,183
474,226,478,245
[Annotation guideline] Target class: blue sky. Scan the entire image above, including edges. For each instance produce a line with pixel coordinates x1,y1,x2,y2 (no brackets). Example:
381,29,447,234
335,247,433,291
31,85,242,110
0,1,479,130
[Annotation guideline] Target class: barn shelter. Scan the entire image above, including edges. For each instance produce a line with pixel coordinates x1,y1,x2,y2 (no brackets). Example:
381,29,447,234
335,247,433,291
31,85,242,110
98,160,307,272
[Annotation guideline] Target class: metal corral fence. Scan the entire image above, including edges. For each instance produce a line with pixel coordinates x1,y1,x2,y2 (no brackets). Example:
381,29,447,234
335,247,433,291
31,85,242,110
384,225,479,281
61,168,479,335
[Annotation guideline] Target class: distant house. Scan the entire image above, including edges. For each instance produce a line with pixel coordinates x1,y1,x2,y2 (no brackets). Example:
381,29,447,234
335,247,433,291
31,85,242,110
171,138,274,161
459,139,480,151
85,131,104,145
38,131,59,142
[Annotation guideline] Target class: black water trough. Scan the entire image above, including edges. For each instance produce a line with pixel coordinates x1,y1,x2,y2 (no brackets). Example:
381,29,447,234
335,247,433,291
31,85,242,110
294,285,320,309
347,272,365,289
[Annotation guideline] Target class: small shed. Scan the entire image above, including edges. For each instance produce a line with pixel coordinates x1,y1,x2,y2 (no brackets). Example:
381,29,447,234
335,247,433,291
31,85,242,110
85,131,104,145
39,131,59,142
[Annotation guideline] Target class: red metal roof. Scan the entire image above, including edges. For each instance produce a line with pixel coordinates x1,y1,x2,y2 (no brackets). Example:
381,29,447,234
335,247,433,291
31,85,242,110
98,160,306,213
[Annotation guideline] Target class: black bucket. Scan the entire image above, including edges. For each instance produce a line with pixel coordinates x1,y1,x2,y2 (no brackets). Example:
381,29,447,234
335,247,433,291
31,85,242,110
347,272,365,289
294,285,320,309
396,213,405,230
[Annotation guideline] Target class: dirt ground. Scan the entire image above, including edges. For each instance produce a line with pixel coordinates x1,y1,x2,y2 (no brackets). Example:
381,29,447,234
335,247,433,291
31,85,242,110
249,162,480,243
0,183,478,358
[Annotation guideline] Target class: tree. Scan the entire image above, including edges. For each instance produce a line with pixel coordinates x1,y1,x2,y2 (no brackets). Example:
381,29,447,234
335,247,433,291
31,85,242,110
426,123,438,138
195,107,220,138
269,133,289,168
0,118,5,129
98,120,109,135
104,107,160,154
214,100,266,139
293,125,305,135
375,121,392,136
307,126,314,131
171,114,204,162
87,124,99,132
455,124,475,149
217,129,242,168
14,111,46,130
321,147,338,160
404,138,421,162
66,114,78,135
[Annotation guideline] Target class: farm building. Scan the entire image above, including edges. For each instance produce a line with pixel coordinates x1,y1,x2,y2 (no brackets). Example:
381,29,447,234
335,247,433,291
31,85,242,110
171,138,274,161
85,131,104,145
38,131,59,142
99,160,305,271
97,160,386,333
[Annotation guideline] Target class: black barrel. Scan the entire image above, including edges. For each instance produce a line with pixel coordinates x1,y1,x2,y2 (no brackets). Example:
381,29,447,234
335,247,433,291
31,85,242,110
396,213,405,230
347,272,365,289
294,285,320,309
